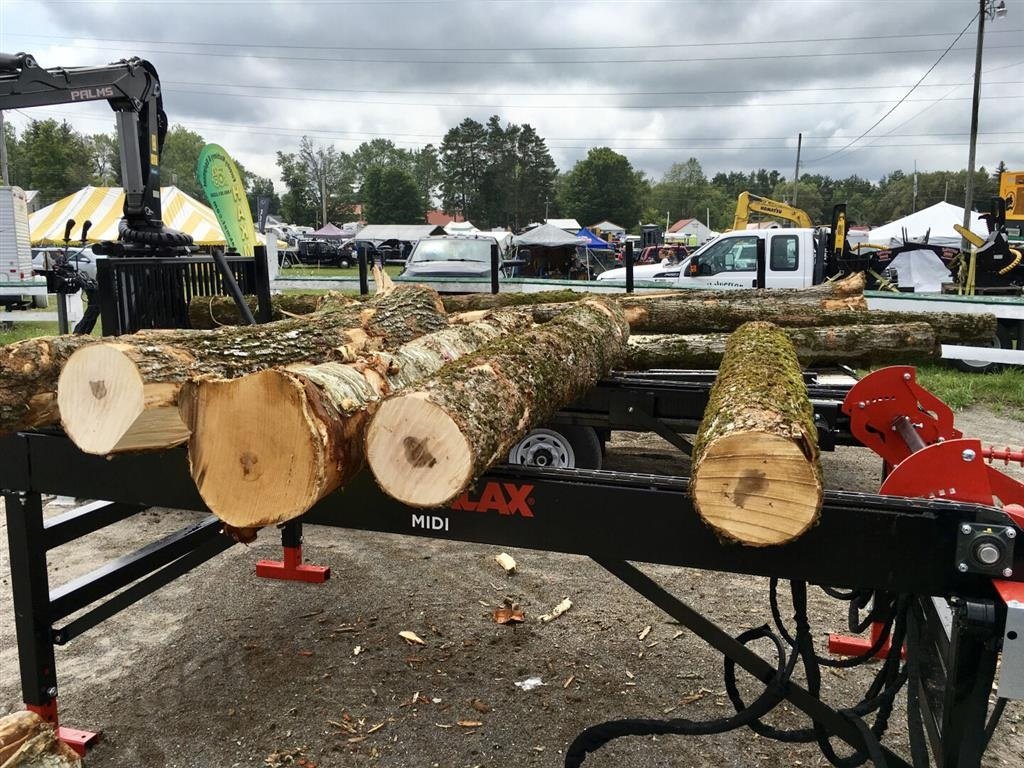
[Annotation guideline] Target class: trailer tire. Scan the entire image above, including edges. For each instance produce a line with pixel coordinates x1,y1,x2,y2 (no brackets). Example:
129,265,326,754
31,294,49,309
507,425,603,470
953,324,1012,373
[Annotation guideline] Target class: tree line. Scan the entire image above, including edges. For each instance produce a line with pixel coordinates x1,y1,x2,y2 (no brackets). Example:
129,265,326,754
4,116,1008,233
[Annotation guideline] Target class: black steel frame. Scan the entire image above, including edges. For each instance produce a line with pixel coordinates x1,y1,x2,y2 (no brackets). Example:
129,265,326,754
0,375,1017,764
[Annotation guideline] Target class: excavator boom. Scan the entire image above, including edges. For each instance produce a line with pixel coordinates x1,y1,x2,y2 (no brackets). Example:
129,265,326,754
732,191,813,230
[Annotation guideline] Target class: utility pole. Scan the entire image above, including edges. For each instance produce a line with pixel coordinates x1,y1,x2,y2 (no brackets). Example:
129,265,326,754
913,160,918,212
0,111,9,185
963,0,1000,243
321,173,327,228
792,133,802,207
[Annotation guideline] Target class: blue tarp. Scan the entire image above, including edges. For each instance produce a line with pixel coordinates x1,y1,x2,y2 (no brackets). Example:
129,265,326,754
575,227,614,250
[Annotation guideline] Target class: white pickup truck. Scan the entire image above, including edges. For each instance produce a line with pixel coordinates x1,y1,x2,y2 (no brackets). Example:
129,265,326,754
598,227,1024,369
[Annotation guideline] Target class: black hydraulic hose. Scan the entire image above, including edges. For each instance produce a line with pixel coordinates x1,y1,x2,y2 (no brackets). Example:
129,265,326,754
982,698,1008,751
564,625,792,768
904,609,931,768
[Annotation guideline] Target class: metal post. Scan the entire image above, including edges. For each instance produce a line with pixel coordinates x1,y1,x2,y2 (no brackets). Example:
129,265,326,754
625,240,634,294
252,244,273,324
0,111,9,185
490,242,499,294
963,0,987,246
357,243,369,296
792,132,802,206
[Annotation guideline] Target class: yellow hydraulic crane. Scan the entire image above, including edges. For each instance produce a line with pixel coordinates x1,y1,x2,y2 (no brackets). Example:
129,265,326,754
731,192,813,231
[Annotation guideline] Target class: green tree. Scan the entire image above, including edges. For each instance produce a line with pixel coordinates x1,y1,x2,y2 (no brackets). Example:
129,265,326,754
439,117,489,221
350,138,412,188
160,124,208,200
558,147,645,229
9,119,93,204
361,166,424,223
650,157,708,222
276,136,353,226
411,144,441,210
86,132,120,186
246,174,280,222
770,180,824,224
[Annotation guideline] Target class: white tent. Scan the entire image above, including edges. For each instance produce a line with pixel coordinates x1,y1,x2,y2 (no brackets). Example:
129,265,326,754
868,202,984,246
513,223,586,247
444,220,476,234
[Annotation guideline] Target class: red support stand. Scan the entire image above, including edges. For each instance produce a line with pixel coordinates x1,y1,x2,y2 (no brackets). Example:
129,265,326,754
255,521,330,583
256,545,330,583
827,620,906,661
26,700,101,757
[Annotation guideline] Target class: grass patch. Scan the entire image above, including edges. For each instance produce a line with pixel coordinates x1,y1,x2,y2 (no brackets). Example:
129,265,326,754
0,320,59,344
913,364,1024,420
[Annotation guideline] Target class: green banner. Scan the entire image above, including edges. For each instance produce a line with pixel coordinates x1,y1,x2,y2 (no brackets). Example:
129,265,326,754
196,143,255,257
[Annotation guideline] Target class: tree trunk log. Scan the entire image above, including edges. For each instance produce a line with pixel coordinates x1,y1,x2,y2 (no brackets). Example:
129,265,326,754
366,299,630,509
0,711,81,767
622,323,938,370
56,285,447,455
184,311,532,528
517,298,992,343
187,292,351,329
690,321,822,546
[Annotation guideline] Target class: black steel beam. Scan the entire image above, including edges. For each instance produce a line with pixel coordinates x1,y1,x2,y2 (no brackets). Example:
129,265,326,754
48,516,223,621
4,492,58,706
52,535,234,645
43,501,148,550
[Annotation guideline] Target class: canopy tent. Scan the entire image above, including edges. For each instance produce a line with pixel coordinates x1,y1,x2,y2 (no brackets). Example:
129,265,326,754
575,227,614,250
513,223,586,247
868,202,984,246
311,223,348,239
29,185,276,247
444,220,477,234
350,224,445,244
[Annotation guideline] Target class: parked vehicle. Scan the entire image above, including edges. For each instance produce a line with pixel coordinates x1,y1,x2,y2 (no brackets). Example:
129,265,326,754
32,246,103,281
599,226,1023,370
400,235,503,279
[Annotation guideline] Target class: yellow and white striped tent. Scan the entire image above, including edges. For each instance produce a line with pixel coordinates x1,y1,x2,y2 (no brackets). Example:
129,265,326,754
29,185,271,247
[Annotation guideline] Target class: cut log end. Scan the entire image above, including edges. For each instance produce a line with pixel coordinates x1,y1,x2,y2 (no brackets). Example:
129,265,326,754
186,370,327,527
691,431,821,546
365,393,473,508
57,344,189,455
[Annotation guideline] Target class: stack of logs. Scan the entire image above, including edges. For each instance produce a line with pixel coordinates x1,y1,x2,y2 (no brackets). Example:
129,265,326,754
0,273,997,546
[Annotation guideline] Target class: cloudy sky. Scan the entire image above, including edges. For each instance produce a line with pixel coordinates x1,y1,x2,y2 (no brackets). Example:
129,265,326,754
1,0,1021,190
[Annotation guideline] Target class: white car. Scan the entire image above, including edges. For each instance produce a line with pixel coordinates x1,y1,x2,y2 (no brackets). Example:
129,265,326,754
31,247,103,281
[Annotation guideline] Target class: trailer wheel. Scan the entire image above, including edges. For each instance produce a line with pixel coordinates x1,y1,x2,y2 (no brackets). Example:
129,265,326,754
954,324,1011,373
31,294,49,309
507,426,602,470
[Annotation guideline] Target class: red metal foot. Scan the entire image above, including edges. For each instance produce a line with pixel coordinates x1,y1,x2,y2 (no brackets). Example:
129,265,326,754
256,545,330,583
57,725,101,757
26,701,101,757
828,620,906,661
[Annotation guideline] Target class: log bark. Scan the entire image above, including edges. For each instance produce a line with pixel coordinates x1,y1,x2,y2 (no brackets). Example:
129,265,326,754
518,298,992,343
0,711,81,767
622,323,938,370
56,285,447,455
690,321,822,546
366,299,630,509
187,292,352,329
184,311,532,528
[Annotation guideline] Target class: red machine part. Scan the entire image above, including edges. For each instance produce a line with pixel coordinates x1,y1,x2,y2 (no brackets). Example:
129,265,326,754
255,545,330,583
25,700,100,757
830,367,1024,660
842,366,960,468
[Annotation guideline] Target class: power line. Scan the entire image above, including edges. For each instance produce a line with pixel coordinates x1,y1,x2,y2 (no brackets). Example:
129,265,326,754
807,10,980,164
163,85,1021,110
12,26,1022,53
7,40,1015,66
158,78,1024,99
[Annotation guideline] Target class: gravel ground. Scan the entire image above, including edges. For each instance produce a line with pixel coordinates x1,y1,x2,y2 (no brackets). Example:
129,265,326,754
1,407,1022,767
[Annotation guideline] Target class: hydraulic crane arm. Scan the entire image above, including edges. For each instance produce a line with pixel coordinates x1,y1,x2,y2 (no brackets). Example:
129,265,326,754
732,191,813,231
0,52,190,248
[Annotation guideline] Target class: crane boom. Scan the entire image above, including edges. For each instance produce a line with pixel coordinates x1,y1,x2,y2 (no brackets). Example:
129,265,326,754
0,52,190,249
732,191,813,231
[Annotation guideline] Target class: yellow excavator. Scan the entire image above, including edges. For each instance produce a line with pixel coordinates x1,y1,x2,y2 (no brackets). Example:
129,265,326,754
731,191,813,231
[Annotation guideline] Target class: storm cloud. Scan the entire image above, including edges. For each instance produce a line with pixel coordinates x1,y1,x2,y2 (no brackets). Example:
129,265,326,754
3,0,1021,187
